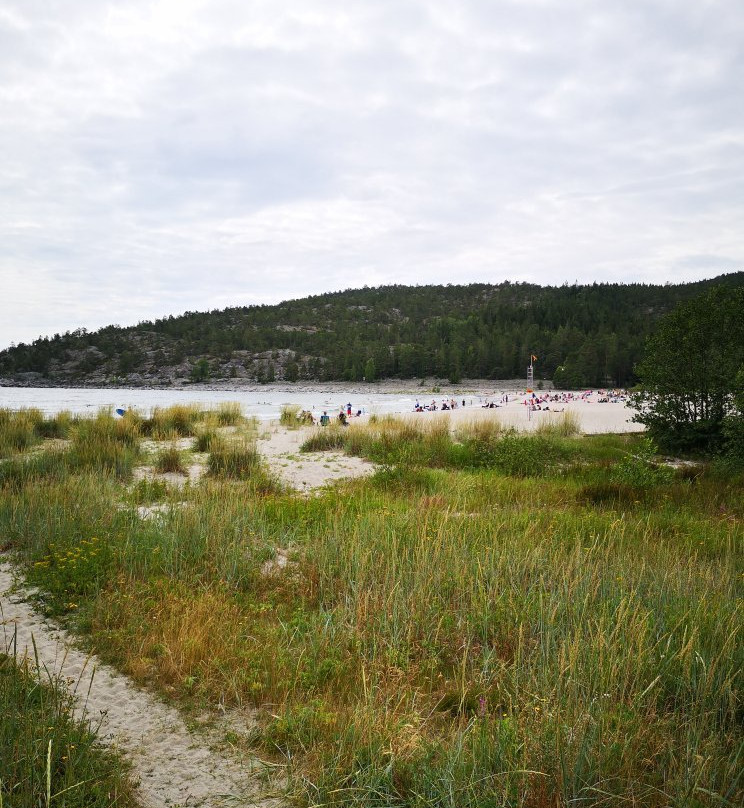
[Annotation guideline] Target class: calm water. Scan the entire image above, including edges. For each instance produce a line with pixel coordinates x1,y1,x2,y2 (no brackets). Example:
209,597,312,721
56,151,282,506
0,386,453,421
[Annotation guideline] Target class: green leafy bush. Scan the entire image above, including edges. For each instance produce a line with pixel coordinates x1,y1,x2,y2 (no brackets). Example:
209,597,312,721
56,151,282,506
611,437,674,487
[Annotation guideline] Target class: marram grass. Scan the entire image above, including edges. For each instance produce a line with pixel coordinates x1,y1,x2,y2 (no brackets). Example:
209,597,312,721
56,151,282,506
0,641,138,806
0,412,741,807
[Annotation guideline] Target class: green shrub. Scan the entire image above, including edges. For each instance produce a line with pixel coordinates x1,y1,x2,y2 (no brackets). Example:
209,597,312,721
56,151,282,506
459,431,569,476
720,413,744,469
611,437,675,487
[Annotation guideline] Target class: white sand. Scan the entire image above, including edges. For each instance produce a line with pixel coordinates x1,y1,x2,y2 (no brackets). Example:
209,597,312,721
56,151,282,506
403,396,641,434
258,424,374,491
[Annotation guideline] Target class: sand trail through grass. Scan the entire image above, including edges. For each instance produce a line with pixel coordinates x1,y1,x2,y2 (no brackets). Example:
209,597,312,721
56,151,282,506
0,560,285,808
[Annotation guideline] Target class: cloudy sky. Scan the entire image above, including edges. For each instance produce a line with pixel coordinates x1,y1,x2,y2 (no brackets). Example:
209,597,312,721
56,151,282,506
1,0,742,348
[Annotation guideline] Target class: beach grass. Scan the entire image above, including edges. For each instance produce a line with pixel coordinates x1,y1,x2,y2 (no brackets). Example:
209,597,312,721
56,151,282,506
0,407,741,807
154,444,187,475
0,639,138,806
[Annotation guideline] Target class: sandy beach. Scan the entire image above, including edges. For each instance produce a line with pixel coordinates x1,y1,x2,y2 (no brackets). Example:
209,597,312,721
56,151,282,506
384,395,640,435
256,391,641,491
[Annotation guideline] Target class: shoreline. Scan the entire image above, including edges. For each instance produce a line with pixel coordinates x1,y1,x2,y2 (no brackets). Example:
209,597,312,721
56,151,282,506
0,377,550,395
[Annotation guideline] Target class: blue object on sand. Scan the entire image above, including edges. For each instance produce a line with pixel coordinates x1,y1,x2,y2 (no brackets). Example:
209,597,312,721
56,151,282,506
115,408,126,416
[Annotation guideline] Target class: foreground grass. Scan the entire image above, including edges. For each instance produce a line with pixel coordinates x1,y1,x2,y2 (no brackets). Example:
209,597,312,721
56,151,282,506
0,644,138,807
0,410,741,806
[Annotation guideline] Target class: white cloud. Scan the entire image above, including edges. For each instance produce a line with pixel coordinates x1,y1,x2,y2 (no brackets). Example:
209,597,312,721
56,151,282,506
0,0,742,347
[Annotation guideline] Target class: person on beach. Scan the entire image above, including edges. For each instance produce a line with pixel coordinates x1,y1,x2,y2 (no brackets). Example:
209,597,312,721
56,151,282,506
320,411,330,426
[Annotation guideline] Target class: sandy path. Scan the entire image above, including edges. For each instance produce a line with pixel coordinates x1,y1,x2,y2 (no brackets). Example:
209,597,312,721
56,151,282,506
0,562,285,808
259,424,375,491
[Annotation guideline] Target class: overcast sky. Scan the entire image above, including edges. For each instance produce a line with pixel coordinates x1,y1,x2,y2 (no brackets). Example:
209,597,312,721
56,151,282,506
1,0,742,348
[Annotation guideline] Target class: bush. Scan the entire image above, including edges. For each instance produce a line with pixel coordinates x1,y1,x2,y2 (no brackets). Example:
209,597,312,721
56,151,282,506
459,431,569,476
611,437,675,487
631,287,744,454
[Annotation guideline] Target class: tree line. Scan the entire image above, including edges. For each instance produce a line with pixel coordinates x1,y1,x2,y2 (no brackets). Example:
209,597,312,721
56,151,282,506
1,275,742,387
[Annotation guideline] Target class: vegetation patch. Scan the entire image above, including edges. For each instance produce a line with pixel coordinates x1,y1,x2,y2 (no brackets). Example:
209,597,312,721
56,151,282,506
154,445,186,475
1,405,741,807
0,647,138,806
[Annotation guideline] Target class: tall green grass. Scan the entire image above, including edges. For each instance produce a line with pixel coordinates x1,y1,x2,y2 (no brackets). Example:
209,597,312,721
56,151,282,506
0,408,76,457
1,418,741,807
0,640,138,806
302,415,576,475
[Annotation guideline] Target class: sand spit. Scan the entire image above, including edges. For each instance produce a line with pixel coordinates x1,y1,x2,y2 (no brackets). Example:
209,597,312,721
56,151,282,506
0,562,285,808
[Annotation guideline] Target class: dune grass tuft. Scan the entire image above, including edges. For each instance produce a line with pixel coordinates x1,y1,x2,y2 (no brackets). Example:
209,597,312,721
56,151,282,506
154,444,187,475
0,642,139,806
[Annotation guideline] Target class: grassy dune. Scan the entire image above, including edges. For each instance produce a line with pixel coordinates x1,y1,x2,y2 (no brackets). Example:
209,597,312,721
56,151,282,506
0,407,741,806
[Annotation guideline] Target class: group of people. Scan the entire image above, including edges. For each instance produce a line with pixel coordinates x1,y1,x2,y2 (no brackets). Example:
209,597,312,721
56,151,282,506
318,402,362,426
413,398,466,412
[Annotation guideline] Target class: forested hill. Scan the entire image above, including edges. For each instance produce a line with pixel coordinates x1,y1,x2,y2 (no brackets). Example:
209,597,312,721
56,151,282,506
2,274,742,388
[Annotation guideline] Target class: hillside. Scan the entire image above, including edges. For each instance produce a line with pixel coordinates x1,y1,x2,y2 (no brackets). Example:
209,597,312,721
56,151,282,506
1,274,742,388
